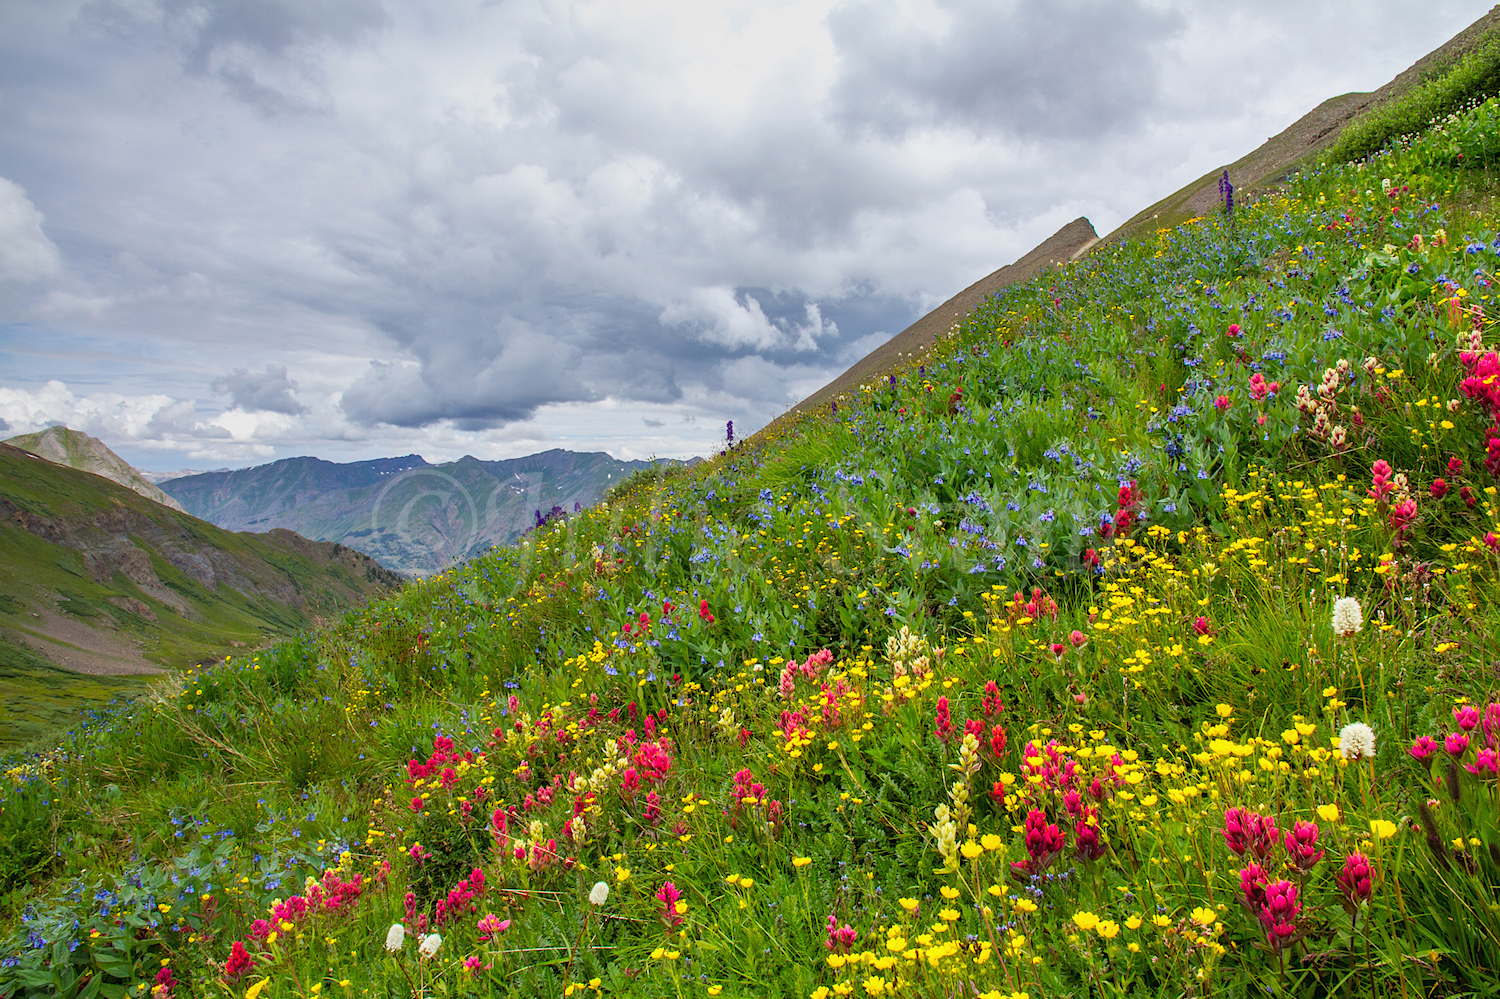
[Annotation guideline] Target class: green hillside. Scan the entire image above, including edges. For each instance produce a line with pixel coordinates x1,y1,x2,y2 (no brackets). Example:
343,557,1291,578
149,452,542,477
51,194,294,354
11,46,1500,999
0,443,401,746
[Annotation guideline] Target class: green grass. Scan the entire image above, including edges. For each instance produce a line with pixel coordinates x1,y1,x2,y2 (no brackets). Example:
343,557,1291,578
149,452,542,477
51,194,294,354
1326,30,1500,165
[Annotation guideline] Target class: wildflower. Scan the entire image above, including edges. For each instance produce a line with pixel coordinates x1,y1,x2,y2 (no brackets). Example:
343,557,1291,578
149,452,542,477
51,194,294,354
476,914,509,941
1283,821,1324,871
1190,907,1216,927
1259,880,1301,953
1389,498,1417,534
656,882,684,927
224,942,254,980
981,680,1003,717
1214,395,1230,412
1069,630,1086,648
988,723,1008,759
1339,722,1376,761
1446,732,1470,757
1223,807,1277,860
1368,819,1398,839
1337,853,1372,912
1192,616,1211,636
1410,736,1440,767
1455,705,1481,731
589,881,609,906
823,912,859,953
418,933,442,960
1466,747,1500,776
1238,863,1269,909
1016,809,1066,873
1431,477,1449,499
384,923,405,953
1072,911,1099,931
1331,597,1363,637
934,697,956,743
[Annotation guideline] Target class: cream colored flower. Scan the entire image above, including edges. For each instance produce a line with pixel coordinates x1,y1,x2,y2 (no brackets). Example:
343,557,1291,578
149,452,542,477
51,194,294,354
383,923,405,953
1332,597,1363,638
1339,722,1376,761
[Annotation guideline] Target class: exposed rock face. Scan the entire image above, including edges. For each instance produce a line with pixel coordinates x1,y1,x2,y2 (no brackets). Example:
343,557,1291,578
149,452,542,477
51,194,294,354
5,426,187,513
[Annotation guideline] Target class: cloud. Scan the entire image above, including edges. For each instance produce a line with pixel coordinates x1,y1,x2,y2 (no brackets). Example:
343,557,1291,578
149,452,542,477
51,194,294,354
211,362,306,413
340,326,590,428
827,0,1184,142
0,177,62,284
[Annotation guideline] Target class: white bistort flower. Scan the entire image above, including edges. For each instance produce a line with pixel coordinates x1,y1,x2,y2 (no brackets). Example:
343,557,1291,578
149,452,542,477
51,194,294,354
589,881,610,906
1332,596,1364,638
384,923,405,953
1339,722,1377,761
418,933,442,960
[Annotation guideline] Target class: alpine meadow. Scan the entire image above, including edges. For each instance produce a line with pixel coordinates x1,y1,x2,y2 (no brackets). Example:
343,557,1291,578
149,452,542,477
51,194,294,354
16,18,1500,999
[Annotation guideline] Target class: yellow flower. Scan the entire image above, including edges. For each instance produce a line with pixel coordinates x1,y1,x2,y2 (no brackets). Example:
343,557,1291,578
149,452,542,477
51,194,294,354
1125,914,1143,930
244,982,269,999
961,841,984,859
793,857,813,868
981,834,1003,851
1190,907,1216,927
1370,819,1398,839
899,898,920,912
940,886,961,900
1317,803,1340,822
1072,912,1099,931
708,987,723,996
811,990,830,999
939,908,960,922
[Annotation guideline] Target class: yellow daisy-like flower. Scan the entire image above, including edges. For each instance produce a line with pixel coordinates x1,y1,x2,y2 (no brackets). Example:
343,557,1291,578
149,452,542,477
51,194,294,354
899,897,920,913
961,841,984,860
939,908,961,922
981,834,1004,851
1317,803,1340,822
1370,819,1398,839
1190,907,1216,927
1096,920,1120,939
1072,912,1099,931
1014,899,1038,913
940,886,961,900
793,857,813,868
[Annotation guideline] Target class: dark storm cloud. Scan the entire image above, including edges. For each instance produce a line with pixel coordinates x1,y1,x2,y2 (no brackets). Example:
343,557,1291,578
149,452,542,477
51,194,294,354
211,363,305,413
827,0,1184,141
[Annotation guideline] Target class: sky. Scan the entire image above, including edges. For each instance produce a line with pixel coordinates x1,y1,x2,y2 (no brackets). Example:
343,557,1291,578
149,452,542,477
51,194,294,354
0,0,1490,472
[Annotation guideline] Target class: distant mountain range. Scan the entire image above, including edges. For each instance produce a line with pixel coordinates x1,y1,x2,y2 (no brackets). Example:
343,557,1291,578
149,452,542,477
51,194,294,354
161,450,680,576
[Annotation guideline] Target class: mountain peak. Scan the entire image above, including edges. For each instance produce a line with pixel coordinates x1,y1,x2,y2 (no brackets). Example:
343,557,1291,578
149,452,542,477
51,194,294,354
3,426,187,513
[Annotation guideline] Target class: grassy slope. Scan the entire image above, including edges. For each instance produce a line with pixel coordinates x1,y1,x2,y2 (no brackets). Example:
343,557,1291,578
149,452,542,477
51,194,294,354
0,445,401,747
11,57,1500,999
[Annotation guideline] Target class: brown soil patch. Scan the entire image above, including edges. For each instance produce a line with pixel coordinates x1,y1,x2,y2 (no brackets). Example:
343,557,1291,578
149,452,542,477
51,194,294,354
6,609,164,676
